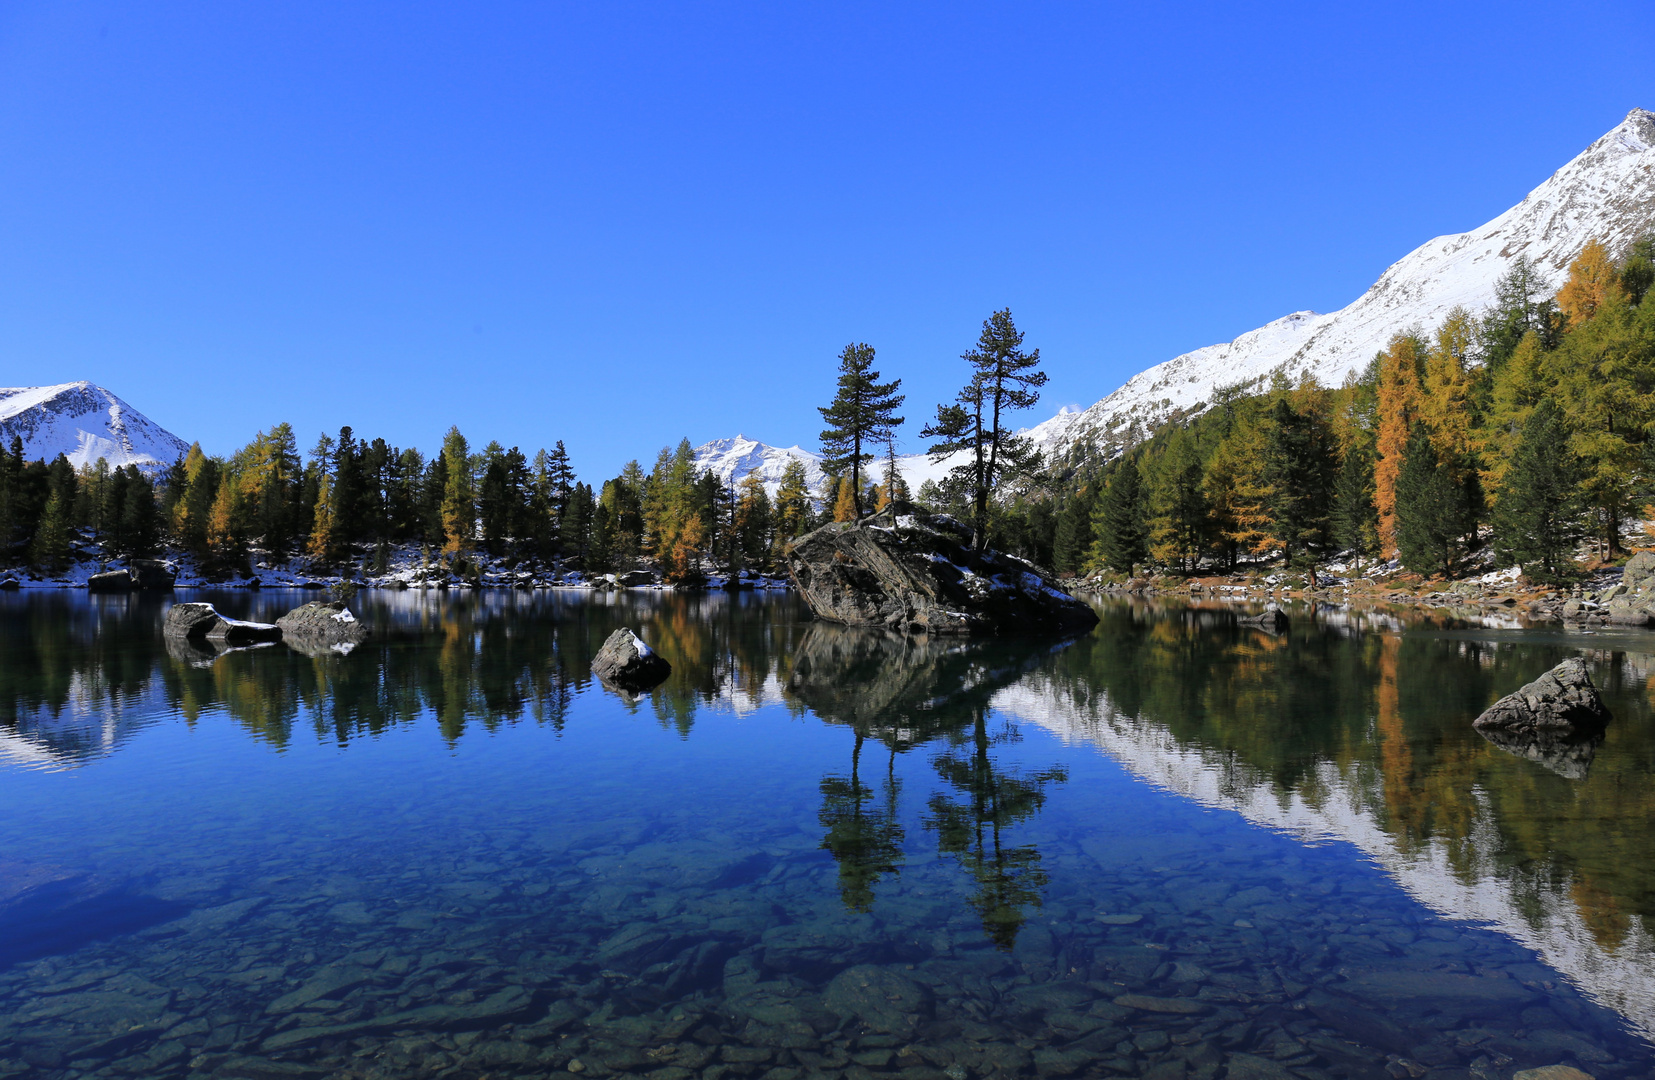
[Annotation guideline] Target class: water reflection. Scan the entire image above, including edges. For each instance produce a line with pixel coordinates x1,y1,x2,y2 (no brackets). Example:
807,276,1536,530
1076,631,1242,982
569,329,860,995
1012,597,1655,1040
788,625,1070,944
4,591,1655,1076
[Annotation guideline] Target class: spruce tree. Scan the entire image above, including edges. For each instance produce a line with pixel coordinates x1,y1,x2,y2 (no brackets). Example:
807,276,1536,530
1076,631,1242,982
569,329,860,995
1332,442,1379,573
1262,396,1336,565
921,309,1046,550
30,491,70,573
439,426,474,554
1393,425,1474,578
120,467,160,557
1091,456,1146,574
819,343,905,520
1491,399,1586,583
1051,481,1096,576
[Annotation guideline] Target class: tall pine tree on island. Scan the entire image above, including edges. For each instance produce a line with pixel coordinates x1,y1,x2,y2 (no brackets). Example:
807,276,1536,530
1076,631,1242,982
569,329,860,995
819,343,905,521
921,309,1047,551
1491,399,1587,583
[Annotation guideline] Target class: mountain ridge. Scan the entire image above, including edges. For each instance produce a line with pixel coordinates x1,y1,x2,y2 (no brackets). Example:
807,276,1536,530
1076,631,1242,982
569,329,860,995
0,381,190,477
1024,107,1655,464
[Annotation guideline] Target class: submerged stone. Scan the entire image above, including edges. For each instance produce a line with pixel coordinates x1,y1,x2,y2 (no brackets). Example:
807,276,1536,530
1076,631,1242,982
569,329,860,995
824,964,931,1033
785,504,1098,635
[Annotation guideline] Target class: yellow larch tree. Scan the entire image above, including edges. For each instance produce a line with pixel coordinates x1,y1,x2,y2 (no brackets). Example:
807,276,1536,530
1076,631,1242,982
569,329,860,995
1374,333,1425,555
1556,239,1623,328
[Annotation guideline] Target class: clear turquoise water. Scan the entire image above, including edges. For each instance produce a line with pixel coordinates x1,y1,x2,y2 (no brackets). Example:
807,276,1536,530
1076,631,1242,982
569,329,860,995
1,591,1652,1080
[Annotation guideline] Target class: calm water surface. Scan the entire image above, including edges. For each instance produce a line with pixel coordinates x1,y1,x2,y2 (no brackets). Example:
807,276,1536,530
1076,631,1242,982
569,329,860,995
2,591,1654,1080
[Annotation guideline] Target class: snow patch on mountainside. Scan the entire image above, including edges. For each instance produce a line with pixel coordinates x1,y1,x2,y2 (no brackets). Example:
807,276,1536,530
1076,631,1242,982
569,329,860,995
1031,107,1655,464
0,382,190,477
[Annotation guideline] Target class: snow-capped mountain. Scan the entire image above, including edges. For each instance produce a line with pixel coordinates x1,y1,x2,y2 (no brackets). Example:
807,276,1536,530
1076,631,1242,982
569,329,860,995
1029,107,1655,464
0,382,190,477
691,435,830,498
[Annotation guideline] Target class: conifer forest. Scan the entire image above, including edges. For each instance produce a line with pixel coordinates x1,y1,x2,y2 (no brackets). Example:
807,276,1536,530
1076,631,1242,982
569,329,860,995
2,236,1652,588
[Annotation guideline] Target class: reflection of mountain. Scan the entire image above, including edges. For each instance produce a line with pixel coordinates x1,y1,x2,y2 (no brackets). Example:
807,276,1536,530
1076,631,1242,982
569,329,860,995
0,684,163,771
788,625,1073,945
1001,602,1655,1041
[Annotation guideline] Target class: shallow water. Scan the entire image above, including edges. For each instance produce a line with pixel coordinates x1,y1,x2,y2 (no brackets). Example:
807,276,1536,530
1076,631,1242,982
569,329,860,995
1,591,1653,1080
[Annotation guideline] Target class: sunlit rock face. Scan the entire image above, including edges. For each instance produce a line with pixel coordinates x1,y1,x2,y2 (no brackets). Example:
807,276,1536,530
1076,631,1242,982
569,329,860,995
785,506,1098,636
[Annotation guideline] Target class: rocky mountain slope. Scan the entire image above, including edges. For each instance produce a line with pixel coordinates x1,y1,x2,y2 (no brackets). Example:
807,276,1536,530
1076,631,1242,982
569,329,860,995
1027,107,1655,464
0,382,189,477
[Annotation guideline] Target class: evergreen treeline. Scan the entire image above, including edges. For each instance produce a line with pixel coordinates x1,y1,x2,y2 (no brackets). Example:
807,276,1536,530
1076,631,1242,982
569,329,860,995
3,239,1651,585
0,423,830,583
978,235,1655,585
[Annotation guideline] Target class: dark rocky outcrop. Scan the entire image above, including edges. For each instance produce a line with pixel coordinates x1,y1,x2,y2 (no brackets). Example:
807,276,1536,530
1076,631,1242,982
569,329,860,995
276,601,369,654
591,628,672,692
162,602,281,646
87,560,176,592
1472,658,1611,739
784,506,1098,636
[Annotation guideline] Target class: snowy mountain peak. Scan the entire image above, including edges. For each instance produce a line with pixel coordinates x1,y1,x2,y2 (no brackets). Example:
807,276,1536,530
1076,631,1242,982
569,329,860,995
691,435,829,498
1026,108,1655,466
0,382,190,477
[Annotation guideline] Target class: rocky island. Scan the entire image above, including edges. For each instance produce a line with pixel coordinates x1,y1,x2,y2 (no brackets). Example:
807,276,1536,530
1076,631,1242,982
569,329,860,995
785,506,1098,636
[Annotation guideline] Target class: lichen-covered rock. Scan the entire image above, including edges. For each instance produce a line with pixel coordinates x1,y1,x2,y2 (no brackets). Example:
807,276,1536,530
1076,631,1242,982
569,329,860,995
1473,658,1611,737
784,506,1098,636
591,628,671,691
276,601,368,651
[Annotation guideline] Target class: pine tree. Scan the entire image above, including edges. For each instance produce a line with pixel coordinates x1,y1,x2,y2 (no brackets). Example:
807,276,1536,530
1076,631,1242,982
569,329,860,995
833,476,857,523
819,343,906,520
30,490,70,573
439,426,474,555
1332,442,1379,573
120,467,160,557
1478,255,1559,377
922,310,1046,551
772,458,814,557
1394,425,1474,578
1491,399,1586,583
735,472,772,568
1145,430,1208,573
1262,394,1336,565
1090,455,1146,574
1557,239,1623,328
1050,480,1096,576
1374,333,1425,555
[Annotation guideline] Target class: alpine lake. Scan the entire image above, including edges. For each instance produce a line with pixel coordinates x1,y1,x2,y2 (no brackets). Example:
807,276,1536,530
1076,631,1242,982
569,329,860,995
3,589,1655,1080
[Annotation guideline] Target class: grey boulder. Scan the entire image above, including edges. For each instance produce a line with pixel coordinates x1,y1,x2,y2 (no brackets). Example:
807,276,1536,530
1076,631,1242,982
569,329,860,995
162,602,281,646
784,504,1098,636
276,601,368,652
592,628,672,691
1473,657,1611,737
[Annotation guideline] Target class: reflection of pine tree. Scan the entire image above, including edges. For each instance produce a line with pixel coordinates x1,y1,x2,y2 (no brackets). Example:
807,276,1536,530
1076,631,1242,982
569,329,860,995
923,708,1066,949
819,732,905,912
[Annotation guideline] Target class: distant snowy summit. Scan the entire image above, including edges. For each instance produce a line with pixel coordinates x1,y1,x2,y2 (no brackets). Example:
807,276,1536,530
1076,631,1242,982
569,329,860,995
0,382,189,477
692,435,835,500
692,434,956,499
1026,107,1655,464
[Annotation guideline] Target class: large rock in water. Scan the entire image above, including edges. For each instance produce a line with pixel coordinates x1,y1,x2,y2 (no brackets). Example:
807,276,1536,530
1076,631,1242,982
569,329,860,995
162,602,282,645
591,628,672,691
1603,550,1655,625
276,601,368,653
1473,658,1611,737
785,506,1098,635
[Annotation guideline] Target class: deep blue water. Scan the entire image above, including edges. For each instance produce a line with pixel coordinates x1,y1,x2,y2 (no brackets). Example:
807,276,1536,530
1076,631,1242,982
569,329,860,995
1,590,1652,1080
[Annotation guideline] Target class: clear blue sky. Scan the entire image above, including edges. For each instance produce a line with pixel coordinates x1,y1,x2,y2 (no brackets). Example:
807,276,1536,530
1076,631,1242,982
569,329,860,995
1,2,1649,481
